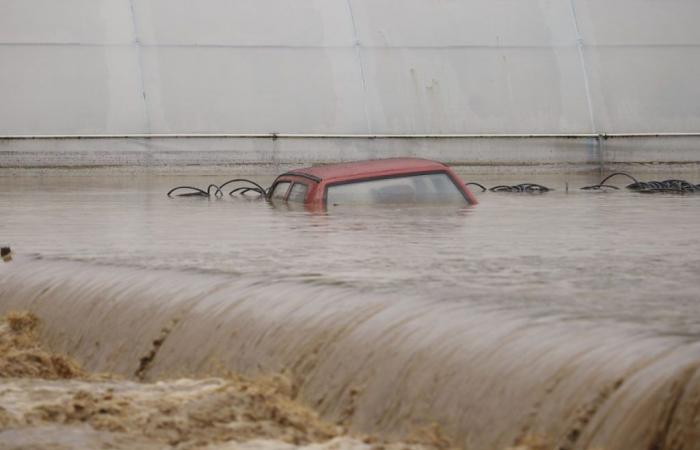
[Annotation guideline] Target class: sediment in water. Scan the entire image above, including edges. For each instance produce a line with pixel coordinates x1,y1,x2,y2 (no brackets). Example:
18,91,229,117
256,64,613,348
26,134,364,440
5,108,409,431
0,258,699,449
0,311,457,450
0,310,83,379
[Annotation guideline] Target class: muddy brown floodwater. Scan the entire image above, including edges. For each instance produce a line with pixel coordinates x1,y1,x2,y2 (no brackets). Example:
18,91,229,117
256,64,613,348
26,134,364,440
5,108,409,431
1,173,700,449
0,311,458,450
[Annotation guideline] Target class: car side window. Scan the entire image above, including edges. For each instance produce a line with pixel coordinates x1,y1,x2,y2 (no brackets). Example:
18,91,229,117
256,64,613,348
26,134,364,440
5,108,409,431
325,173,466,205
270,181,291,199
287,182,308,203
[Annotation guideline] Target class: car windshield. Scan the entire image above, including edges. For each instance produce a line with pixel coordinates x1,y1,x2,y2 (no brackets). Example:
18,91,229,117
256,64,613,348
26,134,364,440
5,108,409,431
326,173,466,206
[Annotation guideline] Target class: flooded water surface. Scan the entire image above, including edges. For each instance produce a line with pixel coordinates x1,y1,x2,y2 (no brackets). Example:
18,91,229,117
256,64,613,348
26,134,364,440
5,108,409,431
1,172,700,449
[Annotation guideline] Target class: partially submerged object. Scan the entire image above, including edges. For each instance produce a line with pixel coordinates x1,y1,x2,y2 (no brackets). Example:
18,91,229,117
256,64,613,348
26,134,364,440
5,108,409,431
270,158,478,207
168,158,478,207
466,182,551,193
581,172,700,193
167,163,700,207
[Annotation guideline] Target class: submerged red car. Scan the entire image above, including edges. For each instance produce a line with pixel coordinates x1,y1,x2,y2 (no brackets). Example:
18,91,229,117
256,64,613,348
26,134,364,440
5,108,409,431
268,158,478,207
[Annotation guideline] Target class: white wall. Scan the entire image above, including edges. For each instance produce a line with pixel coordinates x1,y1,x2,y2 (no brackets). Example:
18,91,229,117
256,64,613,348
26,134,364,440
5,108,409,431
2,0,700,137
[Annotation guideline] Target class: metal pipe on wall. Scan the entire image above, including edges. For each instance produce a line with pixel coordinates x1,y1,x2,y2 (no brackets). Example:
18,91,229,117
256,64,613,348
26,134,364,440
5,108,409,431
2,133,700,139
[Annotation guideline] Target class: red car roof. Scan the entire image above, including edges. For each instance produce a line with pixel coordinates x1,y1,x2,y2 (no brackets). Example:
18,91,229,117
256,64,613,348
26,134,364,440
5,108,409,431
287,158,449,183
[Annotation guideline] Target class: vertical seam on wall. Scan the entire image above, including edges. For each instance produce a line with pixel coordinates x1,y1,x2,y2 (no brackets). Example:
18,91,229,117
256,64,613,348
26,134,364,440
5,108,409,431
128,0,151,136
345,0,372,133
568,0,601,170
568,0,596,134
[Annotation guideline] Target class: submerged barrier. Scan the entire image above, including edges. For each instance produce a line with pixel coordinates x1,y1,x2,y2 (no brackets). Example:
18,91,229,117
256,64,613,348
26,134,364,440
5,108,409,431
1,257,699,449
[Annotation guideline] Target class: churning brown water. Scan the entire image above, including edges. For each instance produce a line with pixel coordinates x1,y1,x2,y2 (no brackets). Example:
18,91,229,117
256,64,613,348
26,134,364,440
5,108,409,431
1,173,700,449
0,311,448,450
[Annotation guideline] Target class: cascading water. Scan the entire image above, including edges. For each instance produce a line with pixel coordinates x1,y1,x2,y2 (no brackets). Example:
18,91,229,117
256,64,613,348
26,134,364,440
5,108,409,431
1,174,699,449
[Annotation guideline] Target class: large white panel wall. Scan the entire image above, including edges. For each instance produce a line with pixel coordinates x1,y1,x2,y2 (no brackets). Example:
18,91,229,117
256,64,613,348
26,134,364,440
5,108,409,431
0,0,134,44
351,0,592,133
574,0,700,132
0,0,147,133
1,0,699,135
133,0,355,46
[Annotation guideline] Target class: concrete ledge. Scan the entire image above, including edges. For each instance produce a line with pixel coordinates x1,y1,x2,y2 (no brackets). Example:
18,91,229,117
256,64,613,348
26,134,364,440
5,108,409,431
1,134,699,174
